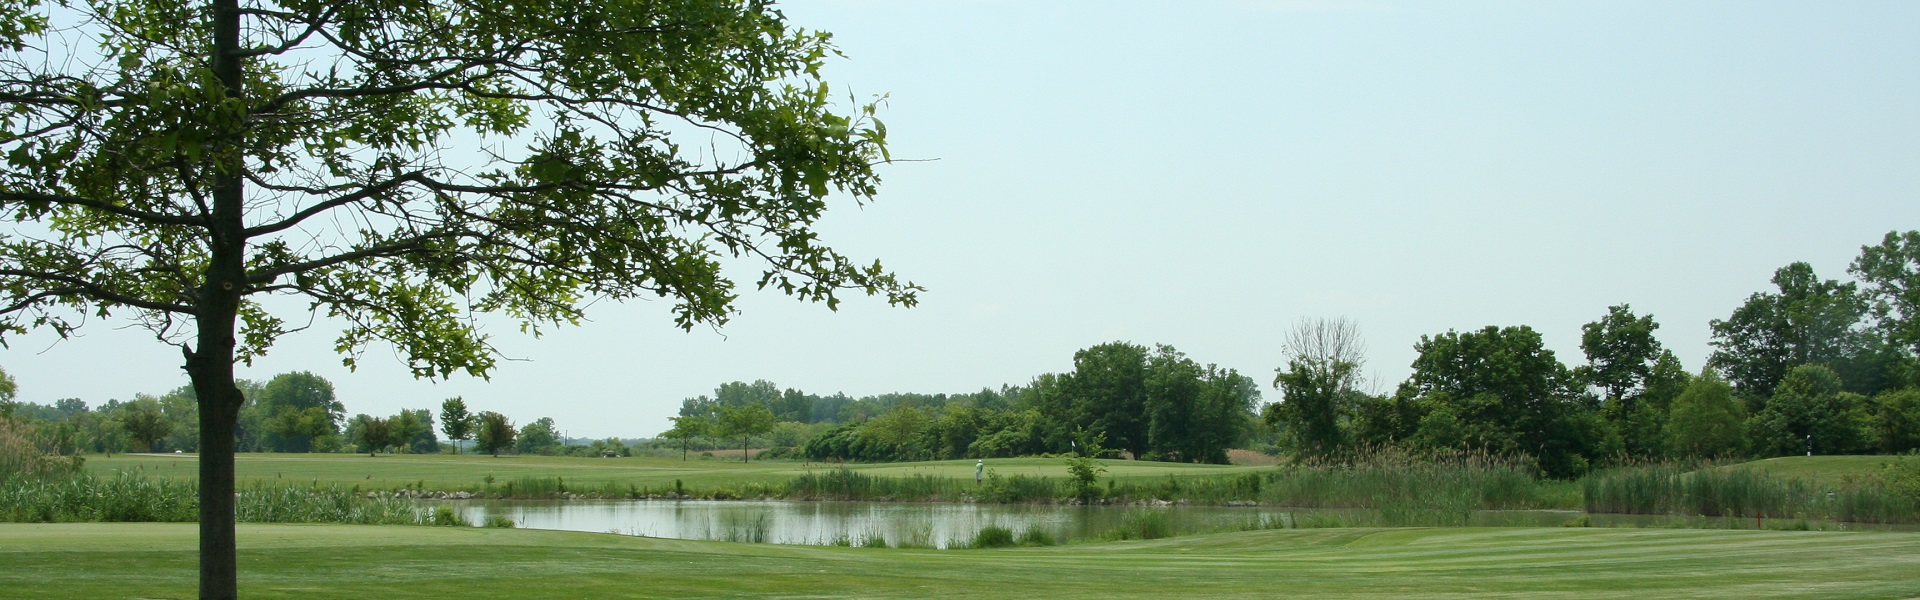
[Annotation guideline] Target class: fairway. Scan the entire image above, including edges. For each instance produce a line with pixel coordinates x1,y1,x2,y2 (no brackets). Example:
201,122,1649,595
83,453,1268,492
2,523,1917,599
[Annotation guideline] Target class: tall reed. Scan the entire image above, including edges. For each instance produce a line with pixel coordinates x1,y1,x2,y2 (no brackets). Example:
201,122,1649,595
1,472,434,525
787,467,975,501
1259,450,1571,512
1582,462,1920,524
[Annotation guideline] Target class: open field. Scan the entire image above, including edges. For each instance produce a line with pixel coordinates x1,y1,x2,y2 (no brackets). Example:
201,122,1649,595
1722,455,1904,484
83,453,1268,492
2,523,1917,599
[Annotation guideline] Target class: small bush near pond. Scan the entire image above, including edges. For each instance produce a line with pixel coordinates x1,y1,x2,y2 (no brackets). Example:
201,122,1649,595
970,525,1017,548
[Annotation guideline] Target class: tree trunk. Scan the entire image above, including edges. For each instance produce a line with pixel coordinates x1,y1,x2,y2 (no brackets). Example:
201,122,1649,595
741,437,748,463
196,1,248,597
190,361,243,600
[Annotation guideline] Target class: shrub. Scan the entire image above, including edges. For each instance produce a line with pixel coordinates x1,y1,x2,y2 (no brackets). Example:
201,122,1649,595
970,525,1016,548
431,504,466,527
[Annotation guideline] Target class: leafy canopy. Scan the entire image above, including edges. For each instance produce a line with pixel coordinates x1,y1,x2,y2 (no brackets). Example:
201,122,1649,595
0,0,919,377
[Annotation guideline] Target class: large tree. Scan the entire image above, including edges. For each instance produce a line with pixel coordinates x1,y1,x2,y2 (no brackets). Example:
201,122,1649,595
438,397,473,454
474,411,515,457
1749,364,1867,457
1709,263,1869,403
1067,342,1150,459
348,414,392,456
1852,230,1920,357
1666,370,1747,459
715,402,775,463
515,416,559,455
0,1,916,596
1404,325,1609,477
1269,317,1367,459
1576,305,1687,458
253,371,344,452
119,398,175,452
660,413,710,461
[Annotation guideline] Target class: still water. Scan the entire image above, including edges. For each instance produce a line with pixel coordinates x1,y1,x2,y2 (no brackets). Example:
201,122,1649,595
445,500,1900,548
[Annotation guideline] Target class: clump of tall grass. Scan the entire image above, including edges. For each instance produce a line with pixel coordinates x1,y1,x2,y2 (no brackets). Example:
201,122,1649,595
1582,462,1920,524
482,514,516,528
236,484,424,525
1260,449,1567,512
716,510,773,543
1,471,197,522
969,525,1017,548
895,523,938,549
501,476,565,497
979,472,1060,503
0,472,443,526
1101,509,1173,540
787,467,971,501
1016,527,1058,546
1108,472,1265,504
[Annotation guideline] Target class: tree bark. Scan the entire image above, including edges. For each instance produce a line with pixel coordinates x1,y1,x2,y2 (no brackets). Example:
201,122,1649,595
196,1,248,597
190,356,243,600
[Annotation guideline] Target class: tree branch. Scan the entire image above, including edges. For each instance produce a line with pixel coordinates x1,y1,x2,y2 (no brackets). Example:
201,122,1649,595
242,170,428,237
0,190,206,226
0,269,194,314
246,232,461,284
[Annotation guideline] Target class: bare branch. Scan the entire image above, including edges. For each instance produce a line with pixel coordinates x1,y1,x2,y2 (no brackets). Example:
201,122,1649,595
242,170,428,237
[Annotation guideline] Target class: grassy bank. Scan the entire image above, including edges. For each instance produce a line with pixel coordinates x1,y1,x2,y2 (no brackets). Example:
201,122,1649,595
1717,455,1894,484
3,523,1917,599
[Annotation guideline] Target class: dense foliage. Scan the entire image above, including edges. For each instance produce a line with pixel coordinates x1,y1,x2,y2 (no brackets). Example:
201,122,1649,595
1261,230,1920,477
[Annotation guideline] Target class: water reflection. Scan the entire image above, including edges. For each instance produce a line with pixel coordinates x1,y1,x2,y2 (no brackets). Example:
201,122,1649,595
451,500,1915,549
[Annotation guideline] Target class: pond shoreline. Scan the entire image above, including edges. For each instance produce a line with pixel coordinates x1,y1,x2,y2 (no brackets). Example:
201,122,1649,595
436,497,1920,549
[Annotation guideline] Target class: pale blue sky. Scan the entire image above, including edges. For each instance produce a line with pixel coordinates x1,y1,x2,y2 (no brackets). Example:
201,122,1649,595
5,1,1918,439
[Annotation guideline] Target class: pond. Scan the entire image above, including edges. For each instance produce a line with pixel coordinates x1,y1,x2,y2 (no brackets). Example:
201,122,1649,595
442,500,1911,548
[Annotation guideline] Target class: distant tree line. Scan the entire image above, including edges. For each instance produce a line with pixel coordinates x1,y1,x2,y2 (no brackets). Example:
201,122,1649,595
2,368,641,460
657,343,1263,464
2,370,361,455
1267,230,1920,478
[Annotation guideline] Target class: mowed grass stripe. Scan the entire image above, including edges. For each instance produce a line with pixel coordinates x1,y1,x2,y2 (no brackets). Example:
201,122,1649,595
5,524,1917,599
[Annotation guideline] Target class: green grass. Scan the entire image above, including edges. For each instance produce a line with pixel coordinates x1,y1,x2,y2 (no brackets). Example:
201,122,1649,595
1721,456,1898,484
2,523,1918,599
